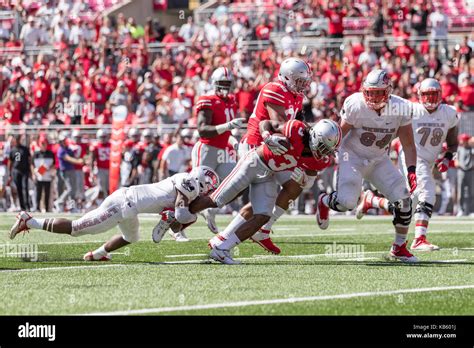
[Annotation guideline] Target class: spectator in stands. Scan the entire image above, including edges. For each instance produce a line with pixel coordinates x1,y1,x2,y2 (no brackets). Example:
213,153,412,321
255,17,272,41
324,2,347,39
396,39,415,62
8,135,31,211
68,84,85,124
409,3,429,36
32,70,51,115
109,81,129,107
19,16,41,46
171,87,192,123
281,26,297,54
458,74,474,110
32,137,55,212
136,95,156,124
428,4,449,58
179,16,196,42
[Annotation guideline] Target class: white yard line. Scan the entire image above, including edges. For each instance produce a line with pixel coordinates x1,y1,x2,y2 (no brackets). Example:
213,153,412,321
165,253,208,258
0,264,128,273
82,284,474,316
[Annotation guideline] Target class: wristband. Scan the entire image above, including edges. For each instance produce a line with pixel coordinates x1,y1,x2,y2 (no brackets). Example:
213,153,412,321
443,152,453,161
407,165,416,174
216,123,229,135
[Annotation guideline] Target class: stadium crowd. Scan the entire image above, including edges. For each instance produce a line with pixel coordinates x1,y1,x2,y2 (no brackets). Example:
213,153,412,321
0,0,473,216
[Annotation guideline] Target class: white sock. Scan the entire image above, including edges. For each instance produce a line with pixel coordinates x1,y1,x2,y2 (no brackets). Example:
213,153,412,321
262,205,286,231
221,214,246,238
394,233,407,246
92,245,108,259
414,212,429,238
322,193,330,207
26,217,45,230
218,231,241,250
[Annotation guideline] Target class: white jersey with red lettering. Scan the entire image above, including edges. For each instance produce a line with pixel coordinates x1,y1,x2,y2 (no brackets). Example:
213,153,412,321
244,81,303,147
340,92,412,159
70,173,199,243
410,103,459,164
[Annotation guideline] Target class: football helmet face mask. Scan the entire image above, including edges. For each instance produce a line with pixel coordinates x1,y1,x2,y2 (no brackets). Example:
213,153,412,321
418,78,442,111
211,67,233,99
190,166,220,196
309,119,342,159
361,69,392,110
278,58,312,95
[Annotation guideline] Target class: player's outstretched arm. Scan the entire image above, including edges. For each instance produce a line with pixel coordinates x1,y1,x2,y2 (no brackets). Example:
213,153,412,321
197,109,245,138
398,124,417,192
174,191,198,224
397,124,417,168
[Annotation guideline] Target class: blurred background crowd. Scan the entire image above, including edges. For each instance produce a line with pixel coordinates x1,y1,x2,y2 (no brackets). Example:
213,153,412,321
0,0,473,216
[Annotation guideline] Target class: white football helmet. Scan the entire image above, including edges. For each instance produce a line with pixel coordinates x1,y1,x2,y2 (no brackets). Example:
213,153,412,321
361,69,392,110
96,129,108,140
278,57,312,95
309,119,341,158
189,166,220,196
418,78,442,111
211,67,234,98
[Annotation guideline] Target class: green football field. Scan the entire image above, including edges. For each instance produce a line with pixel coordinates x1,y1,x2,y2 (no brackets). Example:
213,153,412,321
0,213,473,315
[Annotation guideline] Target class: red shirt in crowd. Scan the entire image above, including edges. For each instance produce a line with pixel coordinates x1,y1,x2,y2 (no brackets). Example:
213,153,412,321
32,79,51,108
325,9,346,35
459,83,474,107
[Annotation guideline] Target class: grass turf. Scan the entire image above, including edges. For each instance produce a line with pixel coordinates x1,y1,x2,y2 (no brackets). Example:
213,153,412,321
0,213,472,315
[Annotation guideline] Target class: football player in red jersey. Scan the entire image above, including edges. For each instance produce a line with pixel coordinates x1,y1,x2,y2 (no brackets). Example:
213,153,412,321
191,67,246,233
188,118,341,264
239,57,310,157
90,129,111,198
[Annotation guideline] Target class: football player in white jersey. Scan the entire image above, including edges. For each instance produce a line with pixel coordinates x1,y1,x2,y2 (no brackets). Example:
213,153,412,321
9,166,219,261
317,69,420,263
356,78,459,251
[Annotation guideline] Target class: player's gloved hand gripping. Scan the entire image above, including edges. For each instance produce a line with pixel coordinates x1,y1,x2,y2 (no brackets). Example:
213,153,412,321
291,167,308,187
435,152,453,173
262,131,289,155
215,118,246,134
407,165,417,193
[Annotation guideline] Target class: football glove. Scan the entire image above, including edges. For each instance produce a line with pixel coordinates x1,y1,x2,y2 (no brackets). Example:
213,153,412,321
407,166,417,193
435,158,449,173
291,167,308,187
263,133,289,155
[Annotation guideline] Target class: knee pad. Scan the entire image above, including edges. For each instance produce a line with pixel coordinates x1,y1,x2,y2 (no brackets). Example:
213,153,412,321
414,201,433,220
392,197,412,228
327,192,352,212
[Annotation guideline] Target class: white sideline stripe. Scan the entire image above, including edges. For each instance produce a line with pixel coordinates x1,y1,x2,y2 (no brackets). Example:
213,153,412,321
0,264,128,273
82,284,474,316
429,259,467,263
336,257,378,261
165,253,208,258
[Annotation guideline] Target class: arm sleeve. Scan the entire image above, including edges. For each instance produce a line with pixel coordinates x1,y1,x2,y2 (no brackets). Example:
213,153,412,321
175,207,197,225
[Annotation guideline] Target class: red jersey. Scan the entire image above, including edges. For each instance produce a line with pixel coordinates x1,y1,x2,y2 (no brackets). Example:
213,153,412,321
262,120,306,172
298,154,332,172
195,93,238,149
246,81,303,146
91,142,111,169
70,141,88,170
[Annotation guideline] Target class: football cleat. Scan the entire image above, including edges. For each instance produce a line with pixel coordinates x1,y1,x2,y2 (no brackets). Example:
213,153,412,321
389,242,418,263
356,190,375,220
316,193,330,230
9,211,32,240
152,210,176,243
250,229,281,255
83,251,111,261
410,235,440,251
209,245,240,265
200,209,219,234
169,230,190,242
